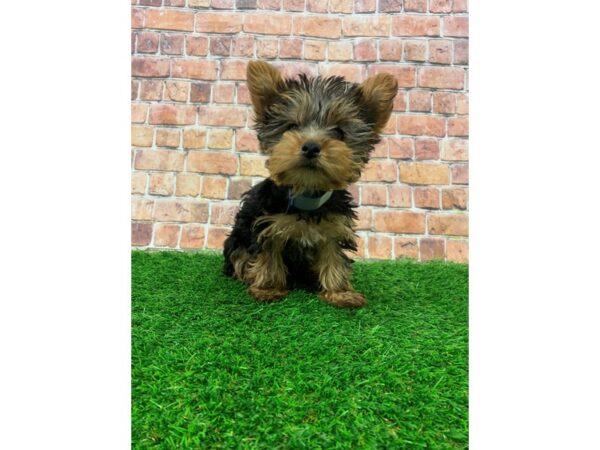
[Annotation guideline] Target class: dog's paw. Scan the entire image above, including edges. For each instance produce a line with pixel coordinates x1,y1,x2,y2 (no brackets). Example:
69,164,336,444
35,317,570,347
321,291,366,308
249,286,288,302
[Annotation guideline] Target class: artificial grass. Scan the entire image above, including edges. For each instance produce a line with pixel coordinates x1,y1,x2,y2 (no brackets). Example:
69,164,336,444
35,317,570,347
132,251,468,449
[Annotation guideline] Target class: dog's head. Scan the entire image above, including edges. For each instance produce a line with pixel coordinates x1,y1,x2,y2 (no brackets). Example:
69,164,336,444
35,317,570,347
246,61,398,193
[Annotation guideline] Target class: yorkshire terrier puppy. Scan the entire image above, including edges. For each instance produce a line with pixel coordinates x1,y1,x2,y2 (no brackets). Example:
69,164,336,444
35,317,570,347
223,61,397,308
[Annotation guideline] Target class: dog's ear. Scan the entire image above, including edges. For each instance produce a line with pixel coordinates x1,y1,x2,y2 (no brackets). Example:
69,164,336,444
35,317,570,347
359,73,398,133
246,61,284,121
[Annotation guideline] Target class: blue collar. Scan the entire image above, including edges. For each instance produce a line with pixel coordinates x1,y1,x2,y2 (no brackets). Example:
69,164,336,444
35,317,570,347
288,188,333,211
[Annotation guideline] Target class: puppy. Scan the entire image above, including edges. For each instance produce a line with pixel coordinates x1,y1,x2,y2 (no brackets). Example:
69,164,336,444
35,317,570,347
223,61,397,308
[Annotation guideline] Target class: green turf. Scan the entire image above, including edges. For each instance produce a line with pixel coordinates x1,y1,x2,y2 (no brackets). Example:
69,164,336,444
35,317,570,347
132,251,468,449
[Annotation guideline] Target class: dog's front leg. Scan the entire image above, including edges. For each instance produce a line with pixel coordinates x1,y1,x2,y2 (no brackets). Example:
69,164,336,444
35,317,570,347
316,241,366,308
245,241,288,302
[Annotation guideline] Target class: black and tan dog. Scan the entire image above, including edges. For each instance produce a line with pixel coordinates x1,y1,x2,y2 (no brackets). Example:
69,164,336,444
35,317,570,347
223,61,397,308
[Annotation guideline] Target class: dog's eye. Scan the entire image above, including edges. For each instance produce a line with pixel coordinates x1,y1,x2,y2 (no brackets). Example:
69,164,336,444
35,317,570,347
332,127,345,140
287,123,299,131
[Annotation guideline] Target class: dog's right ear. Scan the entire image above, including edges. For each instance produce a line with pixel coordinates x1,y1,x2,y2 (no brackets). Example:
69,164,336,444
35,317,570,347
246,61,284,121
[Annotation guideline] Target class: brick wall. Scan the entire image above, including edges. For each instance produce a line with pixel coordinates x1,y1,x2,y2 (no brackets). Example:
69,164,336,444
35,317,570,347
131,0,469,262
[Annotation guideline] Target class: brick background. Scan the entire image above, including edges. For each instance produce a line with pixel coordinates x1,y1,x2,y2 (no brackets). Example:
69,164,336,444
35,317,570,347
131,0,469,262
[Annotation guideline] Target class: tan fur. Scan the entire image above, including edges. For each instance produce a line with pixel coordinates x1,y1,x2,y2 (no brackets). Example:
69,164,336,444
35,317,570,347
229,248,251,280
246,61,284,120
315,241,350,292
244,244,287,288
321,290,366,308
266,131,363,192
360,73,398,132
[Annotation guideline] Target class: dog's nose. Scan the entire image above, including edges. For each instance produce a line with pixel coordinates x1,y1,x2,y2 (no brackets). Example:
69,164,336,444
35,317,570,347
301,141,321,159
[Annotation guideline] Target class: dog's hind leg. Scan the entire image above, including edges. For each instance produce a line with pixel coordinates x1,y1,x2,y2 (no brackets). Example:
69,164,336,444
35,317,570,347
244,243,289,302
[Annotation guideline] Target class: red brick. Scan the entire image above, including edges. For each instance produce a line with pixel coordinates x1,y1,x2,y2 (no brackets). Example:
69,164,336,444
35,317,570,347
256,39,279,58
400,162,449,185
428,213,468,236
361,184,387,206
442,188,468,210
379,0,403,12
166,0,186,5
347,183,359,203
368,234,392,259
274,62,319,78
419,67,465,90
456,94,468,115
198,106,246,127
298,16,341,38
134,149,185,171
161,34,184,55
132,126,153,147
140,0,162,5
279,38,303,59
404,41,426,62
454,39,468,64
388,185,412,207
206,227,229,250
355,206,372,230
188,151,237,175
447,240,468,262
374,211,425,234
395,237,418,259
328,41,353,61
283,0,304,10
213,84,235,103
329,0,353,13
232,35,254,56
448,117,469,137
186,36,209,56
153,224,180,248
190,83,211,103
180,224,206,249
441,139,468,161
211,0,235,8
393,92,407,111
304,40,327,60
210,36,232,56
409,90,431,112
383,118,397,135
176,173,202,197
132,80,139,100
371,139,388,158
153,200,209,222
432,92,457,114
237,84,251,104
444,16,468,37
237,0,258,8
136,32,159,53
164,81,189,102
355,234,366,258
228,177,252,199
140,80,162,101
393,15,440,36
379,39,402,61
171,60,218,80
132,57,169,77
208,128,233,149
307,0,328,12
354,40,377,61
420,238,445,261
183,128,207,149
404,0,427,12
149,104,196,125
429,39,452,64
415,138,440,160
451,164,468,185
342,16,390,37
189,0,211,5
131,172,146,194
221,60,248,81
367,65,416,87
319,64,365,83
211,203,240,225
132,222,152,246
240,155,269,177
201,175,227,199
257,0,279,7
244,13,293,34
132,8,144,29
155,128,180,148
453,0,468,12
429,0,452,13
398,115,445,137
146,10,194,31
132,198,154,221
236,130,259,152
414,187,440,209
195,12,243,33
388,137,413,159
354,0,375,12
360,160,397,182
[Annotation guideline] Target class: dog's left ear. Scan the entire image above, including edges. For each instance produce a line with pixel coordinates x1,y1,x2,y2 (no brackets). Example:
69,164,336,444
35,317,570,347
246,61,284,122
359,73,398,133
